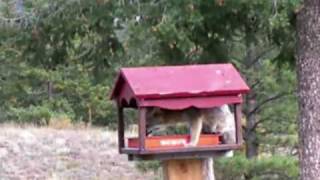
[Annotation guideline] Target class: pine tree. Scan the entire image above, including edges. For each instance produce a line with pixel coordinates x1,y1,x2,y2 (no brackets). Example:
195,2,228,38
296,0,320,179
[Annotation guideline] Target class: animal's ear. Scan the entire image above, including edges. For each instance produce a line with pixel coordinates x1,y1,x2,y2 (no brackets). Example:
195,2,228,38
147,107,161,116
153,107,162,114
150,107,163,117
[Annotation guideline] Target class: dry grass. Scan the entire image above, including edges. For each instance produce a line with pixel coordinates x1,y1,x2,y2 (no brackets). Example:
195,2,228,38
48,116,74,129
0,122,139,149
0,125,155,180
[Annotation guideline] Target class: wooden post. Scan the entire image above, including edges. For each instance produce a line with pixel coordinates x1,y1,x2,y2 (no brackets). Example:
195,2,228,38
162,158,215,180
117,103,124,153
138,107,147,151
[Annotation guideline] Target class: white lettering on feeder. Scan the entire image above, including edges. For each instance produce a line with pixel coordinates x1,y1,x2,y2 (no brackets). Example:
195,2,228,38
160,139,187,146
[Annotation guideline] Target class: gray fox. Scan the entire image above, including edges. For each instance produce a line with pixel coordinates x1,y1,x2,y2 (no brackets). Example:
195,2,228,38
146,104,236,147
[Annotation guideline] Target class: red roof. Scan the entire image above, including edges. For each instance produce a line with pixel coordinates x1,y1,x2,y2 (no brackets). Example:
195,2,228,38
110,63,249,109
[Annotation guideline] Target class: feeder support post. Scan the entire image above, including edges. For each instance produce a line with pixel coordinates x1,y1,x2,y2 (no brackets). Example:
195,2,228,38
138,107,147,151
162,158,215,180
117,103,125,153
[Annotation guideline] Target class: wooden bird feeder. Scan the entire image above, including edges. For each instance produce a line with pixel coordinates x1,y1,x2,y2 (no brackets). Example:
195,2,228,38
110,63,250,161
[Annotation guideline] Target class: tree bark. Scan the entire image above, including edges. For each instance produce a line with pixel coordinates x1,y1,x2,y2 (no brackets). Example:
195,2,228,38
245,98,259,158
87,105,92,128
15,0,24,16
243,42,259,159
296,1,320,179
47,81,53,100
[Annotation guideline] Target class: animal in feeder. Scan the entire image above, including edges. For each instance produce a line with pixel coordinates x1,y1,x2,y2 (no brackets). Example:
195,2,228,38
203,104,236,144
146,104,236,148
146,107,203,147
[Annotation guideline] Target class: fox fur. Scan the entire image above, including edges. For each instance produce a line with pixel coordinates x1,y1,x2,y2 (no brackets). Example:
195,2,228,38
146,104,236,147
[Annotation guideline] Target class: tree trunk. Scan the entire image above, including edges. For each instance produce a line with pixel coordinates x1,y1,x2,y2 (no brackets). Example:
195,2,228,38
296,1,320,179
47,81,53,100
244,42,259,159
87,105,92,128
245,98,259,158
15,0,24,16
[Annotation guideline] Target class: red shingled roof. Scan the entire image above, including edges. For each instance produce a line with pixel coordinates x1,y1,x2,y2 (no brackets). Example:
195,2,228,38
110,63,249,109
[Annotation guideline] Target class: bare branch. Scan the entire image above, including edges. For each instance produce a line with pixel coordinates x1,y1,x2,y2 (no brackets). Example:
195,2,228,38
242,125,247,132
249,117,268,132
247,46,276,68
249,115,278,132
248,92,291,118
251,80,262,90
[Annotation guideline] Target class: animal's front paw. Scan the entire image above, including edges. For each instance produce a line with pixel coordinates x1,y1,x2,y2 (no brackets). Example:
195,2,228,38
222,131,236,144
224,150,234,157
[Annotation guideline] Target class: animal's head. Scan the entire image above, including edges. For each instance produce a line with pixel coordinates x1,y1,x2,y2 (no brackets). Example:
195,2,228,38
146,107,165,125
146,107,166,133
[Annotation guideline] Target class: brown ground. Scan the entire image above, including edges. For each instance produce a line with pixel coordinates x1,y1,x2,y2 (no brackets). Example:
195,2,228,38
0,127,156,180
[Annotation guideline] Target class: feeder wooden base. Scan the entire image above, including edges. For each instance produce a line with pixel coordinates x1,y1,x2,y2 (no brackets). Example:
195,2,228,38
163,159,203,180
162,158,214,180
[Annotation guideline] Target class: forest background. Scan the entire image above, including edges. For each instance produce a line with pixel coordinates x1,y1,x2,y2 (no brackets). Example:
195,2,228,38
0,0,300,179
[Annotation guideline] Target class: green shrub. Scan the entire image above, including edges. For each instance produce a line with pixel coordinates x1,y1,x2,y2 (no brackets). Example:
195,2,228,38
214,154,299,180
135,160,161,173
134,154,298,180
5,99,76,126
7,105,52,125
